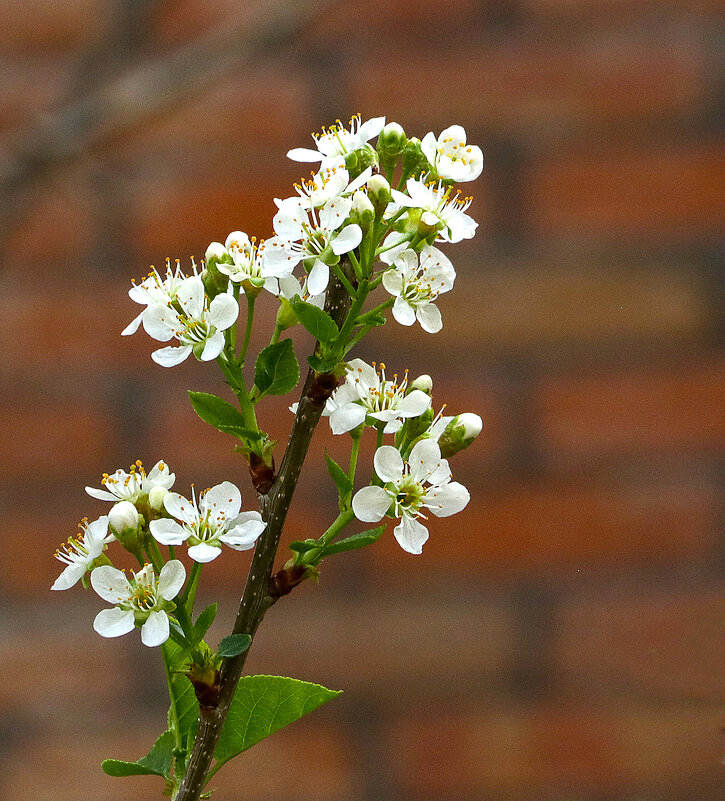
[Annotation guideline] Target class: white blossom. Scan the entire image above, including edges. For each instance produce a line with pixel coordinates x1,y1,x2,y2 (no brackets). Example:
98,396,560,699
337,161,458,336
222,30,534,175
390,178,477,243
86,460,175,504
215,232,280,293
324,359,431,435
352,440,469,554
141,275,239,367
277,158,371,210
421,125,483,183
52,516,114,591
122,258,194,336
287,115,385,165
150,481,266,563
383,246,455,333
263,197,361,295
91,561,186,647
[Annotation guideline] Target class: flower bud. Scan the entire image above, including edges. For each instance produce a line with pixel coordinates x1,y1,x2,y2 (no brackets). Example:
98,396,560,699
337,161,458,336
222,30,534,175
148,485,169,513
410,374,433,394
276,297,299,331
109,501,139,535
401,137,433,181
366,174,391,216
205,242,229,267
344,144,379,180
377,122,407,174
437,413,483,458
350,190,375,231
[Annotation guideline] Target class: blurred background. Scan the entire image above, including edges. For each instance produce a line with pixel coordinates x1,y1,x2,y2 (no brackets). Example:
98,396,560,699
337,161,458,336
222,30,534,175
1,0,724,799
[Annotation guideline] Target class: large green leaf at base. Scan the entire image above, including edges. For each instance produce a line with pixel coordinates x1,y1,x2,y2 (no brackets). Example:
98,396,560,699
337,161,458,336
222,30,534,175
214,675,341,768
102,730,175,778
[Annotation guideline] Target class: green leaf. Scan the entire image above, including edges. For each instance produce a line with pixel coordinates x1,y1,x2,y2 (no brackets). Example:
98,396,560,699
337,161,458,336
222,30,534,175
254,339,300,397
188,391,246,433
322,526,385,556
191,603,218,645
307,353,339,374
289,539,319,554
324,451,353,498
102,730,175,778
164,640,200,753
290,295,340,342
218,633,252,658
214,676,341,769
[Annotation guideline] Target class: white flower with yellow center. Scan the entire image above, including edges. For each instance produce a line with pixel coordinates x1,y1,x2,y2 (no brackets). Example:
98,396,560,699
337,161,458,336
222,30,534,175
52,516,114,591
352,440,470,554
150,481,266,563
390,178,477,243
216,232,280,293
122,258,194,336
277,158,372,211
141,275,239,367
383,246,455,333
421,125,484,183
324,359,432,435
91,561,186,647
85,460,175,504
263,197,362,295
287,115,385,165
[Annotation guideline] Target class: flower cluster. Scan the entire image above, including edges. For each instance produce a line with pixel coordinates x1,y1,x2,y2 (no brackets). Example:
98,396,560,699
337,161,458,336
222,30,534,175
52,460,265,647
122,116,483,366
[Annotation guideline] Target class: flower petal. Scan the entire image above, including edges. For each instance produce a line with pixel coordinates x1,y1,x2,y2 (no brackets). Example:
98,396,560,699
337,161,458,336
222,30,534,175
352,485,392,523
329,403,366,435
122,311,144,336
141,610,170,647
188,542,223,563
396,389,432,418
392,296,416,326
142,304,176,341
150,519,189,545
94,607,135,638
426,481,470,518
307,260,329,296
374,445,404,483
208,293,239,331
416,302,443,334
51,564,85,591
287,147,324,162
85,486,121,502
408,439,443,482
152,345,192,367
331,224,362,255
91,565,131,604
157,560,187,600
393,516,429,554
199,331,225,361
202,481,242,522
163,492,198,525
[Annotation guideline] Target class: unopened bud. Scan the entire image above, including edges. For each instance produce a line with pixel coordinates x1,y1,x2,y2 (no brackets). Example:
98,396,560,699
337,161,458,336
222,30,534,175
205,242,229,267
437,413,483,458
366,174,391,216
109,501,140,535
276,297,298,331
148,485,168,513
344,144,379,180
377,121,407,173
401,137,433,181
350,190,375,231
410,374,433,394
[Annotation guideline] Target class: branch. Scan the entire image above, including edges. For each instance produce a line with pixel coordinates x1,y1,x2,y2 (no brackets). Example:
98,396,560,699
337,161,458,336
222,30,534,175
175,259,355,801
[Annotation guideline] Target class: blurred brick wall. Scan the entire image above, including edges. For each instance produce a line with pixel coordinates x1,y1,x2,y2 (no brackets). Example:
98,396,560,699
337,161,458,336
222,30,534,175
1,1,724,799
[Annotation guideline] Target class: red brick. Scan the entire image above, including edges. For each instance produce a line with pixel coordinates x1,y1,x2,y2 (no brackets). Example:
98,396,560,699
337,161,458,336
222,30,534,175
0,0,108,53
389,700,724,797
367,480,719,574
245,594,516,701
0,404,112,480
557,589,725,701
422,250,713,354
537,358,725,460
351,43,704,132
527,144,725,239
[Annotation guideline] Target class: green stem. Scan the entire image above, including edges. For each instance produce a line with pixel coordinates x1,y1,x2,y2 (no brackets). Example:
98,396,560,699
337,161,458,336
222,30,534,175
238,294,255,365
217,353,258,431
146,539,164,572
335,278,369,349
347,249,362,282
330,260,357,298
180,561,202,611
269,322,283,346
371,426,385,486
227,283,241,354
356,296,394,324
348,432,361,490
161,642,183,753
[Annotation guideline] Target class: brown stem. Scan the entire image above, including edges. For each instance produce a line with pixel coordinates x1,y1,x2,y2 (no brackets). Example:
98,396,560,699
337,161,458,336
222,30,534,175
174,261,354,801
